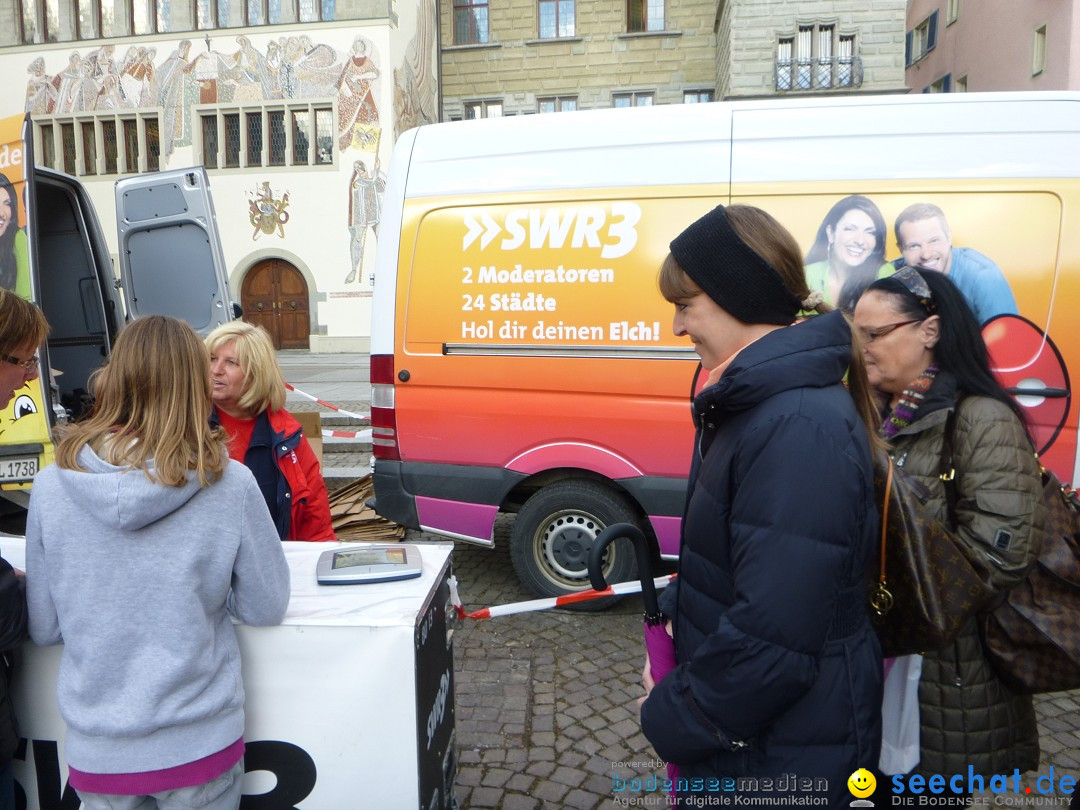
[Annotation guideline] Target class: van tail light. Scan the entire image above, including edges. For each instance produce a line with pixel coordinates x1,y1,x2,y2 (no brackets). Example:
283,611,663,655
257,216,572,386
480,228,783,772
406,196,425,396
370,354,399,461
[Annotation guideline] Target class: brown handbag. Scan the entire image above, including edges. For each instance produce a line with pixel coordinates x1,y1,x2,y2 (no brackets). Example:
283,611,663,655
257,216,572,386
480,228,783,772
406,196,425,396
869,450,987,658
970,466,1080,694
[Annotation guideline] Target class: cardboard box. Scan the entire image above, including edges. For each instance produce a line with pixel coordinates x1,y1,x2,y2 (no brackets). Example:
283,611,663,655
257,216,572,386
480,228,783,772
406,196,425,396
293,411,323,465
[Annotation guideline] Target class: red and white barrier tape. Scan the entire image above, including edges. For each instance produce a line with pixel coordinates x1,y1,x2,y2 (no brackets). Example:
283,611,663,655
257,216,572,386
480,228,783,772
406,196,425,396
285,382,370,421
321,428,373,441
448,573,676,619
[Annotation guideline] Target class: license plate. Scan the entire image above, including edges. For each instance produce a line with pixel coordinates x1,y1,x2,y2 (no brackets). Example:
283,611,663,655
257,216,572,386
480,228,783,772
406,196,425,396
0,456,38,482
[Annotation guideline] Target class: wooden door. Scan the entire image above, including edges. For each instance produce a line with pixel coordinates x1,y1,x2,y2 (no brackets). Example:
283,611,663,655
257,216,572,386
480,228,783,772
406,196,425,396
241,260,310,349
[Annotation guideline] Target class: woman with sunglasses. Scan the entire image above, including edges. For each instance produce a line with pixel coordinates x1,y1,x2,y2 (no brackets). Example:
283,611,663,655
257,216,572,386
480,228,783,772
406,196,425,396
0,288,45,410
853,268,1045,787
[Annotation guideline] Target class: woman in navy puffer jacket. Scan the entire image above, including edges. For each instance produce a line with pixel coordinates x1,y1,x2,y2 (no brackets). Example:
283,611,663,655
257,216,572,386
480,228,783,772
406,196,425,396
640,205,883,808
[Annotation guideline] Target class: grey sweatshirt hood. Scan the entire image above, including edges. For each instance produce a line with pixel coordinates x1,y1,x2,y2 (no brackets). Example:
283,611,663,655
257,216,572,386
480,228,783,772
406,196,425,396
56,445,203,531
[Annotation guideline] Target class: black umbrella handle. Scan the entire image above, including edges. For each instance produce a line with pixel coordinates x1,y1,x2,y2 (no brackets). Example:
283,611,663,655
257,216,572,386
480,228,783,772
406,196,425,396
588,523,659,618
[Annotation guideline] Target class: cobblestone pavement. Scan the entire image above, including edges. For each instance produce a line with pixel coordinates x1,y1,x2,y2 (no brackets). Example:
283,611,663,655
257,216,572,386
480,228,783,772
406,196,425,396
437,517,671,810
442,518,1080,810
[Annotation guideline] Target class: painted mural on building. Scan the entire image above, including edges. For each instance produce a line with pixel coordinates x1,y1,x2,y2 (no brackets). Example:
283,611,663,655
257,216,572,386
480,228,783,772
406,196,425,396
23,35,383,162
345,158,384,283
248,181,291,239
394,0,438,140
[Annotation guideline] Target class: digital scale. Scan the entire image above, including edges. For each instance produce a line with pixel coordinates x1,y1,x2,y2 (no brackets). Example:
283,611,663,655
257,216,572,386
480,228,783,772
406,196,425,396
316,544,423,585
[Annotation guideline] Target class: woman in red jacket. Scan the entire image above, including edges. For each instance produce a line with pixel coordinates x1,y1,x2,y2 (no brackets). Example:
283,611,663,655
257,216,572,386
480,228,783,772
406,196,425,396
205,321,336,542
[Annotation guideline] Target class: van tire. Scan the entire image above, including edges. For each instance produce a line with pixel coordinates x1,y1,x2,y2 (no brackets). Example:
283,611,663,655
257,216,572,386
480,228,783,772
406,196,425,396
509,481,641,609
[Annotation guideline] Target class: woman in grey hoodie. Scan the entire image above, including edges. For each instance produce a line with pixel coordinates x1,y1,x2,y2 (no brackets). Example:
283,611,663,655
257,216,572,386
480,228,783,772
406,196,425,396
26,316,290,810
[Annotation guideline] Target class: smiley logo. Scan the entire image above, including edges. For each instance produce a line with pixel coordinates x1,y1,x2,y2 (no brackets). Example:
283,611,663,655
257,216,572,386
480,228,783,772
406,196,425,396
848,768,876,798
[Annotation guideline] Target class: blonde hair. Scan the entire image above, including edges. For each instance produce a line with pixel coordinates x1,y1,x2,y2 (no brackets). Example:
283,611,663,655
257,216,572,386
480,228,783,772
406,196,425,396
204,321,286,416
55,316,227,487
658,204,886,455
0,288,49,355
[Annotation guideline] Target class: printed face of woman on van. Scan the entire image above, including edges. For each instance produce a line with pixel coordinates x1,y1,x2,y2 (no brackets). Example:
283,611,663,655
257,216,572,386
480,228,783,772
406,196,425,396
827,209,877,269
0,186,14,238
671,281,746,371
209,340,247,416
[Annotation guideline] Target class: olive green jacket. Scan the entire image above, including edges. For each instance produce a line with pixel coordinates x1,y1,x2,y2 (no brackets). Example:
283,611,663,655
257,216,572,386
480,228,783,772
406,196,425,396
887,374,1045,777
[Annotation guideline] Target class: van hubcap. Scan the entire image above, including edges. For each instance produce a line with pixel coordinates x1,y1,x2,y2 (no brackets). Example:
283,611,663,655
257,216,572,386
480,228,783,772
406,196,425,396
539,512,605,582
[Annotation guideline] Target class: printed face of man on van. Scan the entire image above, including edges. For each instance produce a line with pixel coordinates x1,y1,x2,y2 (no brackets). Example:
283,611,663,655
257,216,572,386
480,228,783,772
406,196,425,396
898,215,953,275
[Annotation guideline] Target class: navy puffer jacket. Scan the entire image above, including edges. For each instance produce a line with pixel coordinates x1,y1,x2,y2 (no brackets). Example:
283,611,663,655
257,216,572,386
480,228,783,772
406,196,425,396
641,311,882,808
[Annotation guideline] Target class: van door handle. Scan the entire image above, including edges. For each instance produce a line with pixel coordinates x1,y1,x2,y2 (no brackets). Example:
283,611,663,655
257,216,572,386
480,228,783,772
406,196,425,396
1006,386,1068,398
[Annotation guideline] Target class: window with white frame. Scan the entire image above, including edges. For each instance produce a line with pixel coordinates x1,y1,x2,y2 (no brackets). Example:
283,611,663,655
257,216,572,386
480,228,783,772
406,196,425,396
776,37,794,91
776,25,857,91
795,26,813,89
955,74,967,92
837,34,855,86
34,112,160,175
198,102,333,170
613,91,653,108
946,0,959,25
926,73,952,93
1033,25,1047,76
538,0,574,38
627,0,662,33
683,90,714,104
906,11,938,66
816,25,833,88
463,100,503,119
537,96,577,113
19,0,61,42
76,0,100,37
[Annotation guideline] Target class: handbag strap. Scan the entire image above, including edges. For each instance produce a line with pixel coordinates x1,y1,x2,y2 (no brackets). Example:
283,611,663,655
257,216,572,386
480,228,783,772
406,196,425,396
880,458,893,586
869,455,896,617
941,406,959,530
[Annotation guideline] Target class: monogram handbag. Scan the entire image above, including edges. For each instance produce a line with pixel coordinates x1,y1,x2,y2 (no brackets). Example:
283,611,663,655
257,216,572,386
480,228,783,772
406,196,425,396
869,451,987,658
971,466,1080,694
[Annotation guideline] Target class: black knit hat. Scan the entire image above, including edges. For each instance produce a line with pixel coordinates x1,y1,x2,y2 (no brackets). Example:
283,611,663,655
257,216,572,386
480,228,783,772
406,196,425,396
670,205,802,325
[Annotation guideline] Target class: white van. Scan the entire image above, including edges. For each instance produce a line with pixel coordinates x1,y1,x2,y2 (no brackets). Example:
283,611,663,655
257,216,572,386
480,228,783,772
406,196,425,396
370,93,1080,598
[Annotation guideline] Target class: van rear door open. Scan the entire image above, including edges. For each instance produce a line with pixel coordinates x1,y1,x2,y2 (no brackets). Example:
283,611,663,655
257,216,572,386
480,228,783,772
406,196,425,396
0,113,233,508
114,168,235,336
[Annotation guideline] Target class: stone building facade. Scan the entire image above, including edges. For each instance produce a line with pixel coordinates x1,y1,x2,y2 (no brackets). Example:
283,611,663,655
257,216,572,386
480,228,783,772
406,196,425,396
717,0,908,99
441,0,908,120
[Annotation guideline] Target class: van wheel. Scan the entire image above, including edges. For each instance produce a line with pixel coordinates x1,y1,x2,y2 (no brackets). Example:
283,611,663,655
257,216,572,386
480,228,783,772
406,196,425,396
510,481,641,610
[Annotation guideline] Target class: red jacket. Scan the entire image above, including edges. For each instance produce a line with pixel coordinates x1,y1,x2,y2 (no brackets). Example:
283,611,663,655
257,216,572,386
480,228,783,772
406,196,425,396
212,406,336,542
267,409,336,542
